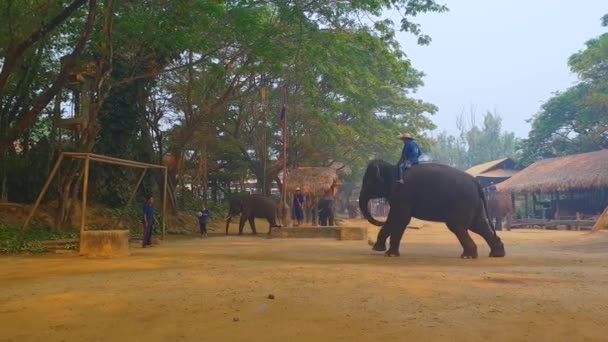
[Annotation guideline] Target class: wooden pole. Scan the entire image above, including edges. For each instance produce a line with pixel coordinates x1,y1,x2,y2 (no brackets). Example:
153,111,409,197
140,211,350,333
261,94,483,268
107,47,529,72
80,154,91,233
281,85,289,225
23,153,65,230
592,206,608,232
116,169,147,228
162,166,167,240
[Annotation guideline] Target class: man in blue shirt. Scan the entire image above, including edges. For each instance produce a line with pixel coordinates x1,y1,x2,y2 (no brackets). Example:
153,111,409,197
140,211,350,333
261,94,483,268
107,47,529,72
142,195,155,248
293,188,305,226
397,133,421,183
197,203,211,238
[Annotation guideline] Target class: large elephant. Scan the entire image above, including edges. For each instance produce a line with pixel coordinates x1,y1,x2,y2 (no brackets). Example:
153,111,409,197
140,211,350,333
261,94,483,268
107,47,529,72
225,194,282,235
359,160,506,258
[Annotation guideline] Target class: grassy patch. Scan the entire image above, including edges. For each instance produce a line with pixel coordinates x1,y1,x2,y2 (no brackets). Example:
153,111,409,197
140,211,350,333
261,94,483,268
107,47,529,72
0,223,79,254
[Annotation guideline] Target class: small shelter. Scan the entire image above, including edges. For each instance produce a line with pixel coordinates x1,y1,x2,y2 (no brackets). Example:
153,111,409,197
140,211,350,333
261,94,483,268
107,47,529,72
284,167,341,225
466,157,518,188
497,149,608,224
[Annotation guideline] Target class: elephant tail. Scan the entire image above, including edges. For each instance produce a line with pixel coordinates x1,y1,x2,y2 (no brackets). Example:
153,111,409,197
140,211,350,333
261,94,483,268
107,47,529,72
478,183,497,235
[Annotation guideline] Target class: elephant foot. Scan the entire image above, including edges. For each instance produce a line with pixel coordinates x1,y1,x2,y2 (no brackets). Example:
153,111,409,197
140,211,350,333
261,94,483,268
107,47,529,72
460,250,478,259
385,248,400,257
489,250,506,258
252,232,258,235
489,240,506,258
372,242,387,252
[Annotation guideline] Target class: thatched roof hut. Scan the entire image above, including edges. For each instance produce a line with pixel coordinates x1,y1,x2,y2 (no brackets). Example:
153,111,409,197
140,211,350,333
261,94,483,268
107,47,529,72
497,150,608,194
466,157,518,187
284,167,340,196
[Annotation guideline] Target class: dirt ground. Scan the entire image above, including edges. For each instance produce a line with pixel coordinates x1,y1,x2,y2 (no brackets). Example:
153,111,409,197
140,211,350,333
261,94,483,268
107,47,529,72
1,219,608,342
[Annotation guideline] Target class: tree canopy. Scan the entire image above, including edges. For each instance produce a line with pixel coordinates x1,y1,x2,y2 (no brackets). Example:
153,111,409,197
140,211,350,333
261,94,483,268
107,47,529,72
0,0,446,223
430,110,519,170
521,16,608,165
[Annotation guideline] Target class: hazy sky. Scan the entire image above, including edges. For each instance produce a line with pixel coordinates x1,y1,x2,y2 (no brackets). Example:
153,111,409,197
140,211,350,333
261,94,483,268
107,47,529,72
391,1,607,137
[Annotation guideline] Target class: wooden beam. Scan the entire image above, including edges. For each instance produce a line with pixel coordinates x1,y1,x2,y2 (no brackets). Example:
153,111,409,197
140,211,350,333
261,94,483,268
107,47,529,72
80,154,90,233
23,153,65,230
162,166,168,240
62,152,166,170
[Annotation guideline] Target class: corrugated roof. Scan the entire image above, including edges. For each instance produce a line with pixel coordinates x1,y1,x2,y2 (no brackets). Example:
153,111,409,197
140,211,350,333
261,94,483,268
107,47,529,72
497,149,608,194
466,158,511,177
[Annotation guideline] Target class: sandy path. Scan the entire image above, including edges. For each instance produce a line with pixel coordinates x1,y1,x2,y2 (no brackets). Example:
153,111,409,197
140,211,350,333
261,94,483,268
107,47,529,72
1,222,608,341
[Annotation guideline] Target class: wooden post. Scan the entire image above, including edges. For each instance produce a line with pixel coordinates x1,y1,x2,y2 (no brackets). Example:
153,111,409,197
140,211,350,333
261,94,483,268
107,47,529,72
555,192,561,220
162,167,167,240
23,153,65,230
511,193,516,217
524,194,529,219
80,154,91,233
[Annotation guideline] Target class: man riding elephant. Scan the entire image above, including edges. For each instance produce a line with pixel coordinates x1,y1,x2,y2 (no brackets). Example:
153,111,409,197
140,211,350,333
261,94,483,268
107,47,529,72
397,133,421,183
359,159,506,259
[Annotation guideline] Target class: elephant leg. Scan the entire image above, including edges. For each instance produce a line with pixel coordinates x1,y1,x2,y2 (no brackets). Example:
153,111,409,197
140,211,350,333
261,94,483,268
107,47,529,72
372,227,390,252
386,226,407,257
225,216,233,235
495,213,503,231
249,215,257,235
238,215,247,235
266,217,279,235
470,215,506,258
384,207,412,257
448,224,478,259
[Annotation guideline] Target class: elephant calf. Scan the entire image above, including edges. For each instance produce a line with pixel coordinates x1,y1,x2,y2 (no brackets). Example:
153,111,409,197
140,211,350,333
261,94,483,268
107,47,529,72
225,194,282,235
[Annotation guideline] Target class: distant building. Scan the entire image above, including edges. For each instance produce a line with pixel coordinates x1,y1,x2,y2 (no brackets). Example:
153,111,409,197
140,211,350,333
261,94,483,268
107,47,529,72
466,157,518,188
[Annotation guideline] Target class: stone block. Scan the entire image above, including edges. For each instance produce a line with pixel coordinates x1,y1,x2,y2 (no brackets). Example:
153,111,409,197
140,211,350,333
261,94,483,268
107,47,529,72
338,226,367,241
271,226,339,239
79,230,130,258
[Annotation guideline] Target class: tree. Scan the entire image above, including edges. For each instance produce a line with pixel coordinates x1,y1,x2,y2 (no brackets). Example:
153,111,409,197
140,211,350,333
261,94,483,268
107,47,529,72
521,16,608,165
430,110,519,169
0,0,448,230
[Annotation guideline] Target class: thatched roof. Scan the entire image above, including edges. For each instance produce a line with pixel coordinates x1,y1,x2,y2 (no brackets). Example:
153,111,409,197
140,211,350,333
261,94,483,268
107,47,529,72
284,167,340,196
466,158,513,177
477,169,518,178
497,150,608,194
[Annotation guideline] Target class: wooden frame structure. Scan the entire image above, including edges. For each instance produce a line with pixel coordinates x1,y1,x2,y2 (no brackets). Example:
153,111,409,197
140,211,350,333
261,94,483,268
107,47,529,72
23,152,168,239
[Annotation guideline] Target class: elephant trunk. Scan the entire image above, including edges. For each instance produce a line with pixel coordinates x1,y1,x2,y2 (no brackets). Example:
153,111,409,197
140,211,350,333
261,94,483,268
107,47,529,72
359,193,385,227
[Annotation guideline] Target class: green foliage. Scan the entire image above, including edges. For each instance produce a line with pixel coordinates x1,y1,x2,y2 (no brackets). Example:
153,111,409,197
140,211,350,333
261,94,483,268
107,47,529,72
2,0,447,228
0,223,79,254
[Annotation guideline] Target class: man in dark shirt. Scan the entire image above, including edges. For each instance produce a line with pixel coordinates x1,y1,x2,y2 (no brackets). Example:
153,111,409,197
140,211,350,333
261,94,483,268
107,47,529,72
197,203,211,238
142,195,155,248
293,188,305,226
